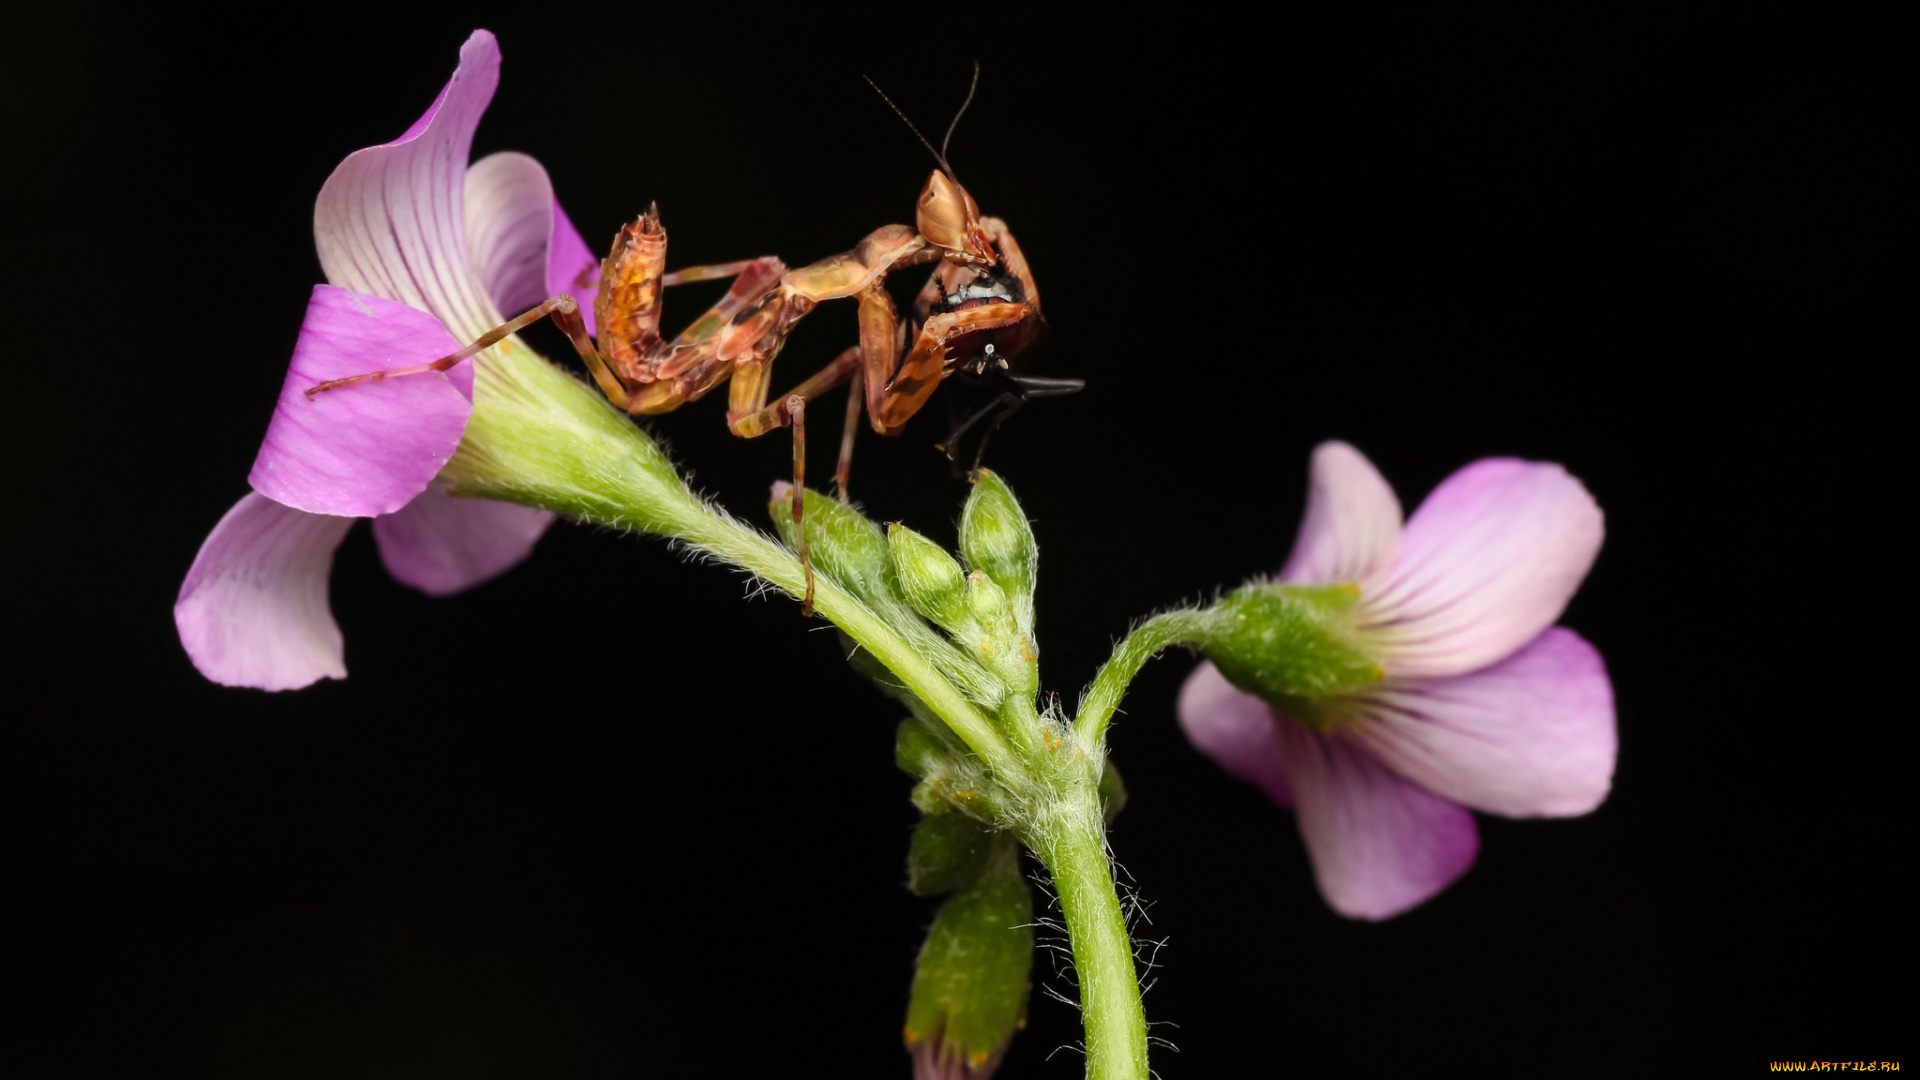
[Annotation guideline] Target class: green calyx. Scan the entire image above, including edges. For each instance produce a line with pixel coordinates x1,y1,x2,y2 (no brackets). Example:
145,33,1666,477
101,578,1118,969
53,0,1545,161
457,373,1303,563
442,338,702,531
904,831,1033,1075
1197,583,1387,728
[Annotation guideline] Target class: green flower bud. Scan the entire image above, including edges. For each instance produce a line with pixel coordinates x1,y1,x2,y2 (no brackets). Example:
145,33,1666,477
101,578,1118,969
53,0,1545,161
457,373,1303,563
776,503,1004,710
905,833,1032,1078
908,813,993,896
1198,583,1387,727
766,484,904,614
889,524,973,633
966,569,1010,626
959,470,1038,638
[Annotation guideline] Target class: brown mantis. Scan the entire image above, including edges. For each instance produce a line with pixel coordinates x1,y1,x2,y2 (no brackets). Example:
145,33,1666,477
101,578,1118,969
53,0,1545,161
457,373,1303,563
309,75,1076,614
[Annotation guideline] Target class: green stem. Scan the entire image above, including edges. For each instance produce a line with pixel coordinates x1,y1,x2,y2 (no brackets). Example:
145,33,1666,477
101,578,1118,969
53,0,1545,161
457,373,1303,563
450,347,1165,1076
444,343,1018,779
1075,608,1219,747
1026,793,1147,1080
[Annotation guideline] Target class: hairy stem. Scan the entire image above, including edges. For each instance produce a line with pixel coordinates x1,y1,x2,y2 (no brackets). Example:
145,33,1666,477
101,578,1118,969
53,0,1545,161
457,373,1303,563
451,347,1159,1075
1026,793,1148,1080
1075,608,1220,747
444,342,1017,778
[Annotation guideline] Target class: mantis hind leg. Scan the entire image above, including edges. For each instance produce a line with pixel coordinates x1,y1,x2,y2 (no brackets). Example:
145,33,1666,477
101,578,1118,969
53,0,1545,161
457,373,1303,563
726,346,864,616
787,394,814,615
836,369,863,502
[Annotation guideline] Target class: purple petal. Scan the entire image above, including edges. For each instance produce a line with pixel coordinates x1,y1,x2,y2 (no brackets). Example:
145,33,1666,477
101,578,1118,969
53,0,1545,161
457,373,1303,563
1177,661,1293,807
1272,716,1479,920
465,151,556,316
313,29,502,341
249,286,473,518
914,1040,1005,1080
1279,441,1403,586
1361,458,1603,678
372,485,554,597
547,195,601,338
175,493,354,691
1346,627,1616,817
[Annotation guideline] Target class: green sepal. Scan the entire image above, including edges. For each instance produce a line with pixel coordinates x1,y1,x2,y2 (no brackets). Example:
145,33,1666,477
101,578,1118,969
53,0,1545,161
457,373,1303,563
904,833,1033,1074
1198,583,1386,726
959,470,1038,638
908,813,994,896
888,524,973,634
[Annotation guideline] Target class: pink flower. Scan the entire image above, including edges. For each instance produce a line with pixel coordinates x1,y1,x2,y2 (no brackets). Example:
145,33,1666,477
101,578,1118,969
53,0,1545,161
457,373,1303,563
1179,441,1615,919
175,30,601,690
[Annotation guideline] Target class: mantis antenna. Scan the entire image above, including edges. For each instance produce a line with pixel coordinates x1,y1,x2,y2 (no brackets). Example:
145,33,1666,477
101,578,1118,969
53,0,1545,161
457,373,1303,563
940,61,981,165
862,66,981,184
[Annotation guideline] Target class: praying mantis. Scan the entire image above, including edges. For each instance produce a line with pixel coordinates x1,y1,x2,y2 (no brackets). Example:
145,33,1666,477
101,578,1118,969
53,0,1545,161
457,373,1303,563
311,74,1077,612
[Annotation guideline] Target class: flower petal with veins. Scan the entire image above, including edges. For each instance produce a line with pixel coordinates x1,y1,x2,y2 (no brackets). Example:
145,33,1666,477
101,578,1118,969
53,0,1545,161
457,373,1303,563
1271,715,1480,920
180,31,597,690
314,29,504,341
1362,458,1603,678
373,485,554,597
249,286,472,518
175,493,354,691
466,152,555,316
1346,627,1616,817
1279,440,1403,587
1179,441,1610,919
464,151,604,339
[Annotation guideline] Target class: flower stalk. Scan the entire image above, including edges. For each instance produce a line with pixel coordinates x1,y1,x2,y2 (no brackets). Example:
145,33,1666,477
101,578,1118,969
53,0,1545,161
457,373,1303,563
1075,608,1223,749
1023,787,1148,1079
439,343,1160,1076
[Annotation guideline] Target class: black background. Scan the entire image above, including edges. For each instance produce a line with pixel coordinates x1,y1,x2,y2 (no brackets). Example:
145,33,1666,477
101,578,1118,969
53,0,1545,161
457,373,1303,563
4,7,1908,1077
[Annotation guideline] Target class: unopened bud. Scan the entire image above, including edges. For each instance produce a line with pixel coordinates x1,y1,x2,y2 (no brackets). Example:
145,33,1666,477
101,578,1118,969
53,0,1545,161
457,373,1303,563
889,524,972,633
904,833,1032,1079
966,570,1009,627
908,813,992,897
959,470,1038,638
768,484,903,612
